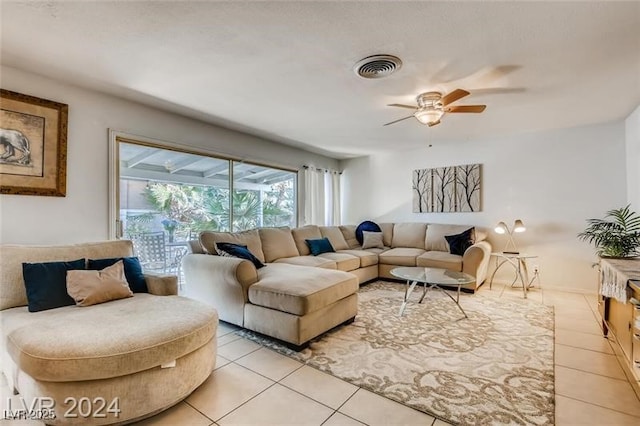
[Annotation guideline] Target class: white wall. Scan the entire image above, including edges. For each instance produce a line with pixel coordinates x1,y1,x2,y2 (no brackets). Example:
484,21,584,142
0,66,339,244
626,104,640,211
341,122,627,292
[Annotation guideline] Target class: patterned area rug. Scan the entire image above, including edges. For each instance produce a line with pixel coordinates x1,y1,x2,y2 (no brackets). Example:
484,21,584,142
238,281,555,426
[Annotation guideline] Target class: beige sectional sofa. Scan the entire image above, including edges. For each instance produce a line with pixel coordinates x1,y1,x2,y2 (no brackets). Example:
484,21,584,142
0,241,218,425
184,222,491,349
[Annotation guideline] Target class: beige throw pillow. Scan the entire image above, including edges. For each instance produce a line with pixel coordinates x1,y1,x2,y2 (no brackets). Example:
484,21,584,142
319,226,350,250
199,229,266,263
66,260,133,307
392,223,427,249
259,227,299,262
362,231,385,249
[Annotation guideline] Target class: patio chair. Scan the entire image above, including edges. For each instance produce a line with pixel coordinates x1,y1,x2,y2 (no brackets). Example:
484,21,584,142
133,232,187,289
133,232,168,273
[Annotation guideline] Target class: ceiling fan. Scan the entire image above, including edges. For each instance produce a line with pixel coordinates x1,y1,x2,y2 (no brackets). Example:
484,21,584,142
384,89,486,127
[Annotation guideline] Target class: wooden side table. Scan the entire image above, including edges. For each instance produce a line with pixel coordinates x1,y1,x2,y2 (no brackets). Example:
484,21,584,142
488,252,540,298
598,257,640,399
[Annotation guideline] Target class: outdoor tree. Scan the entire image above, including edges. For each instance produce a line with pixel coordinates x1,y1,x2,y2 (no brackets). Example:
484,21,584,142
137,178,296,235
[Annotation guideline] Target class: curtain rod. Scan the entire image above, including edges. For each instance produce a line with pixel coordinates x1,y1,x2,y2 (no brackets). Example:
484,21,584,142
302,165,342,174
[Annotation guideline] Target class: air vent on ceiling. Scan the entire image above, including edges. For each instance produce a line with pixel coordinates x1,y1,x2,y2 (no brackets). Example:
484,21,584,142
353,54,402,79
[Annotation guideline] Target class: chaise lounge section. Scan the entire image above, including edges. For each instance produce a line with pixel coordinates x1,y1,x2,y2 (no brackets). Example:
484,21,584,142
184,228,359,349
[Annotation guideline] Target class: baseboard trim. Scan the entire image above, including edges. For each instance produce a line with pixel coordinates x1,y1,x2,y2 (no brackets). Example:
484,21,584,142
489,278,597,295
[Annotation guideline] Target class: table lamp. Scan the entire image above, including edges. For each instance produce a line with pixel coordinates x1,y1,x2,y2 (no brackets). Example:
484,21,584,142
494,219,526,253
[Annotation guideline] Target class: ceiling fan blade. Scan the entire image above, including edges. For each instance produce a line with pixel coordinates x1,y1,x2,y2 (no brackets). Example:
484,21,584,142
383,115,414,126
387,103,417,110
427,120,441,127
445,105,486,113
441,89,470,106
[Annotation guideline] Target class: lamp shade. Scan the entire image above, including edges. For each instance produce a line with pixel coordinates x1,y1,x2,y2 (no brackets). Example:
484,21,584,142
414,109,444,125
494,222,508,234
513,219,526,233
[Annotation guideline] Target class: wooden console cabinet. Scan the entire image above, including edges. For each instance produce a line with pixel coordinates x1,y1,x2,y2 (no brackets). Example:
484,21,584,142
599,258,640,399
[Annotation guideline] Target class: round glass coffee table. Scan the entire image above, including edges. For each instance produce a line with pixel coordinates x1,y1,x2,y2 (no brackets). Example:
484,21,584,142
390,267,475,318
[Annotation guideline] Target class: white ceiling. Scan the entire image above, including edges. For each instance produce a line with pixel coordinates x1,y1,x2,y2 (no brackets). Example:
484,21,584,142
2,1,639,159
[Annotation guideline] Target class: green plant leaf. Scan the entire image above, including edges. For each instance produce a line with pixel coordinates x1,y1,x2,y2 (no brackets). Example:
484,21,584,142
578,204,640,258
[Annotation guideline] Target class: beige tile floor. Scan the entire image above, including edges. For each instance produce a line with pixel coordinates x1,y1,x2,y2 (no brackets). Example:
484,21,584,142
2,282,640,425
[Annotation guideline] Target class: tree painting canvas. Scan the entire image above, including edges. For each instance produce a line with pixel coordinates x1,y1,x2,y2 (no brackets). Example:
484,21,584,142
432,166,455,212
412,168,431,213
455,163,481,212
412,163,481,213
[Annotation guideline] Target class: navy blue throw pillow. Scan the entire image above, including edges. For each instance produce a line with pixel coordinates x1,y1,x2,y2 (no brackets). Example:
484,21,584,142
356,220,382,245
445,227,475,256
88,257,148,293
22,258,86,312
216,242,265,269
306,238,335,256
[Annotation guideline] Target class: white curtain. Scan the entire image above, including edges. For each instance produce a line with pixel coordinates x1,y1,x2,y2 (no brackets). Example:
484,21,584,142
327,170,341,226
302,166,341,226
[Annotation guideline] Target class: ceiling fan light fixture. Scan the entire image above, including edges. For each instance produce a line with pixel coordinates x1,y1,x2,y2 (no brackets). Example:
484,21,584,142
414,109,444,125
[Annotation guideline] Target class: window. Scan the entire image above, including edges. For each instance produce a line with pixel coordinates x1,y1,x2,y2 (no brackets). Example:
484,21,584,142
118,142,232,240
112,135,298,279
232,162,296,231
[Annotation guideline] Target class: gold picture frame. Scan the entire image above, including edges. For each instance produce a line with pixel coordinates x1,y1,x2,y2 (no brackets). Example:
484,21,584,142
0,89,68,196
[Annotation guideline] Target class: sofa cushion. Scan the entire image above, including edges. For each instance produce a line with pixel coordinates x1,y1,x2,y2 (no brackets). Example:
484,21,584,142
216,242,265,269
3,294,218,382
1,240,135,311
319,226,349,250
274,256,337,269
249,264,358,315
22,258,86,313
259,227,299,262
356,221,382,245
363,247,389,255
391,223,427,249
200,229,266,263
425,224,476,252
378,248,426,266
339,225,360,249
67,260,134,306
379,223,394,247
306,238,335,256
291,226,322,256
362,231,384,249
337,249,379,267
318,252,360,272
87,256,148,293
416,251,463,272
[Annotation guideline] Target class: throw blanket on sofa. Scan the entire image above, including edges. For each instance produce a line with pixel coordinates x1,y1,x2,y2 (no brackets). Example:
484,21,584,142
600,258,640,303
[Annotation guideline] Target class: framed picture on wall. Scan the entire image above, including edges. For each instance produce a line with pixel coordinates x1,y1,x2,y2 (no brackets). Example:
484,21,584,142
0,89,68,196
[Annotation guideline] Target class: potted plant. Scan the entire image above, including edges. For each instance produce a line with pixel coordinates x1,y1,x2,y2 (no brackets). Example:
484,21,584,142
578,205,640,258
161,218,178,242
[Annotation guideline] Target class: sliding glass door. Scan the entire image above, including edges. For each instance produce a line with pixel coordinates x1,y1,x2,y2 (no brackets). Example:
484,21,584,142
118,142,232,239
112,135,298,286
231,162,296,231
113,136,298,242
